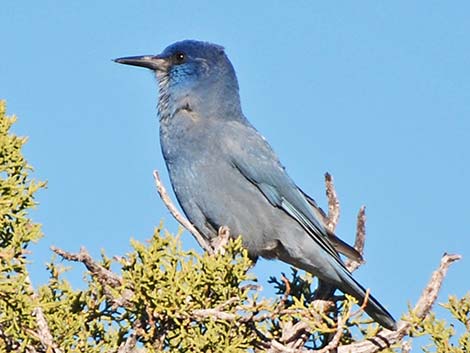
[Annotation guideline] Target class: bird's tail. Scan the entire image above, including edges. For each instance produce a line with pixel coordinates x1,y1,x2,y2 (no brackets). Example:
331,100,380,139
335,268,397,331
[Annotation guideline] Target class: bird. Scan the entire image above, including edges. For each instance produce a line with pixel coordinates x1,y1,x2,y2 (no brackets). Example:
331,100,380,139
114,40,397,331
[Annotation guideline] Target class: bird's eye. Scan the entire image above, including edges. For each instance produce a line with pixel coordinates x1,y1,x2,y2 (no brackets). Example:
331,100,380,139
174,52,185,64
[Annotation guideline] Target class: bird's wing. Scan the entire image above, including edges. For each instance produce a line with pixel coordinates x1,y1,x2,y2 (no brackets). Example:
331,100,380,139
299,189,364,263
228,125,342,263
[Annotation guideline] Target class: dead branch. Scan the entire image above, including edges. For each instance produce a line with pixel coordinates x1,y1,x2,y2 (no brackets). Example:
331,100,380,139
412,253,461,317
51,246,121,287
346,206,366,272
325,172,340,232
353,206,366,255
51,245,134,309
324,173,364,273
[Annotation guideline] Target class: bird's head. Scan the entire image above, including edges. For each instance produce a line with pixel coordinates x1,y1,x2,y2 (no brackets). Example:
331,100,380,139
115,40,242,121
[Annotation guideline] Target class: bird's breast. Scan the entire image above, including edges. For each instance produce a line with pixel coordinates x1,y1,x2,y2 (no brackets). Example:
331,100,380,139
160,114,224,164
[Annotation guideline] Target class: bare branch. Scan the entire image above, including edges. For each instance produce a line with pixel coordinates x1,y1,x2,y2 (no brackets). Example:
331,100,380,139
413,253,462,318
353,206,366,255
51,246,133,309
153,170,214,255
31,306,60,353
51,246,121,287
325,172,340,232
323,173,365,274
346,206,367,272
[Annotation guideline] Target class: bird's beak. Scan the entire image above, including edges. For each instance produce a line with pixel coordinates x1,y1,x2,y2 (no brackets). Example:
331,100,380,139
113,55,169,71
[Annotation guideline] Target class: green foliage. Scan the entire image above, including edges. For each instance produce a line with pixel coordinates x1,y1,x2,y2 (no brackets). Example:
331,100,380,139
120,231,255,351
38,231,259,353
0,100,47,351
408,294,470,353
0,99,469,352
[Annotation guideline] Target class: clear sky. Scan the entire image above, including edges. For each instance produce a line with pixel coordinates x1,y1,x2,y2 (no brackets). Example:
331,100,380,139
1,0,469,334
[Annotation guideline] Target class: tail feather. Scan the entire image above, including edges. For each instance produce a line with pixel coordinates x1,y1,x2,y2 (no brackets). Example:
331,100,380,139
337,268,397,331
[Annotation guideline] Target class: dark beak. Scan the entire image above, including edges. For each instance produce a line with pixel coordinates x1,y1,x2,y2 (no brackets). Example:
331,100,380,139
113,55,168,71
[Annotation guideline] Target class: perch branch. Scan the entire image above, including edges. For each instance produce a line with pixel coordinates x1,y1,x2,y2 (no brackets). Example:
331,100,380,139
153,170,214,255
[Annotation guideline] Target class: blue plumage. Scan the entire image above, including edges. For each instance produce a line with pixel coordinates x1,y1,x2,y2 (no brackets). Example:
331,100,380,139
115,40,396,330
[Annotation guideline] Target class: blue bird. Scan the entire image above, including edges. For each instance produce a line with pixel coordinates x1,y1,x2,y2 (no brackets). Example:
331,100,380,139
115,40,397,330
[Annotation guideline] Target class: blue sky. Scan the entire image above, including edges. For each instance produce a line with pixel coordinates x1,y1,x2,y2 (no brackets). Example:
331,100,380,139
1,0,469,334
